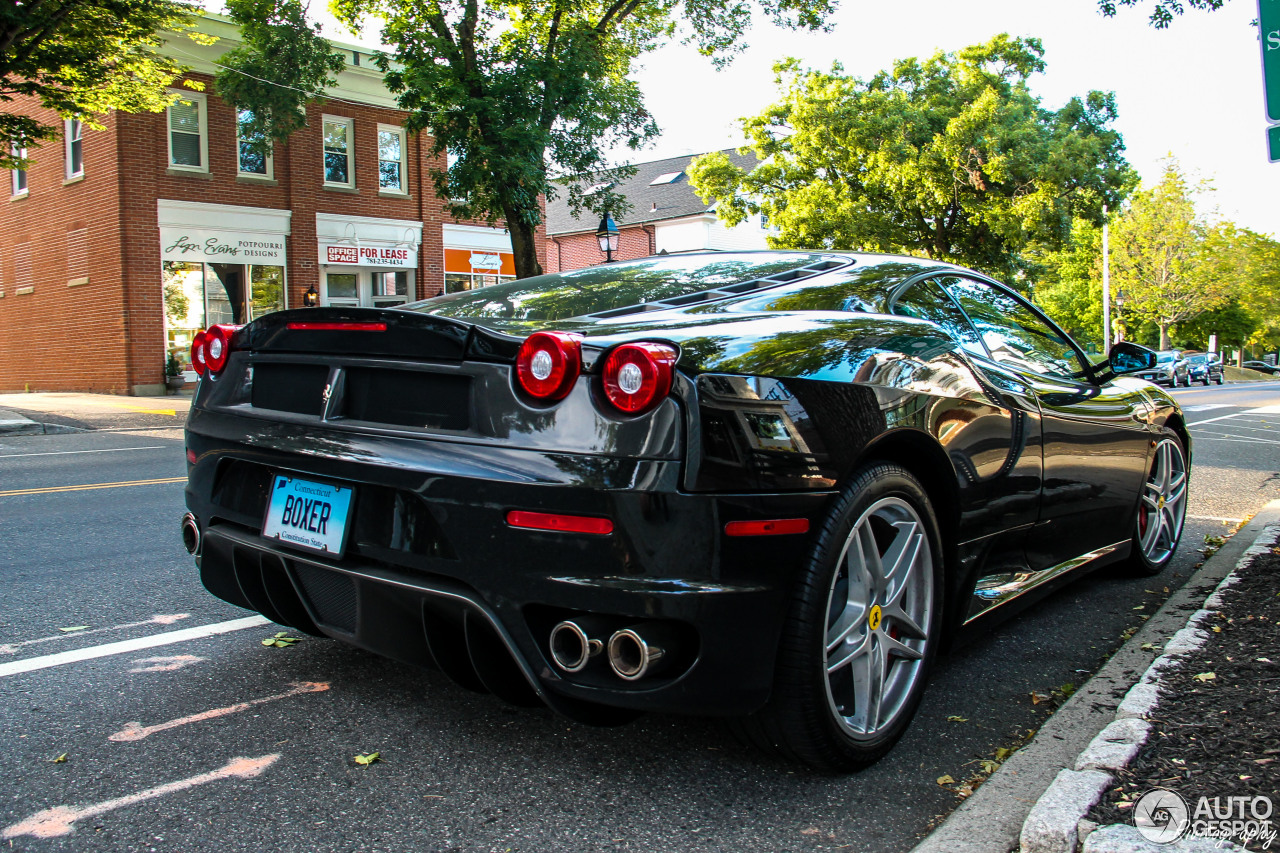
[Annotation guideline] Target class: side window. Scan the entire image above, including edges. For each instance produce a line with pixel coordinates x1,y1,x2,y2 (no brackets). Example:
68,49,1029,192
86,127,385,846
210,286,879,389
167,91,208,171
941,276,1086,380
891,279,984,354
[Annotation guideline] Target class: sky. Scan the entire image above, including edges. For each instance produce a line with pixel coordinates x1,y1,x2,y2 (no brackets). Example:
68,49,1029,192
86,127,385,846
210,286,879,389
306,0,1276,238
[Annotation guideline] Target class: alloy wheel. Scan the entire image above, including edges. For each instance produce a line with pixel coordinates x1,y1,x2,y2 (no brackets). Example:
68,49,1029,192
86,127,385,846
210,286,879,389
1137,438,1188,565
823,497,933,740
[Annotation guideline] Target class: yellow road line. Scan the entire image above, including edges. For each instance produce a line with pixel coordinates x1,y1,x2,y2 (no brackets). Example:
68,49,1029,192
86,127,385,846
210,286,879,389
114,404,179,416
0,477,186,497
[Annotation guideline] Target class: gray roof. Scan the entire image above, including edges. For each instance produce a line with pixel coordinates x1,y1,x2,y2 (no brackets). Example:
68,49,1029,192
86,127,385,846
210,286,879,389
545,149,760,236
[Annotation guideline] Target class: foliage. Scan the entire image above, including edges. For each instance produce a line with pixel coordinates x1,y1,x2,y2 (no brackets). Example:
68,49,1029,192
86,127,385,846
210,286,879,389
332,0,837,278
1096,0,1226,28
215,0,345,149
1031,220,1104,350
687,35,1137,279
0,0,198,170
1110,162,1234,349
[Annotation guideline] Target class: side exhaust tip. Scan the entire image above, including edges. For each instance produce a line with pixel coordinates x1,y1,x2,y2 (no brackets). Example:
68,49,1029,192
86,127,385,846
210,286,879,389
549,621,602,673
181,512,201,556
607,628,665,681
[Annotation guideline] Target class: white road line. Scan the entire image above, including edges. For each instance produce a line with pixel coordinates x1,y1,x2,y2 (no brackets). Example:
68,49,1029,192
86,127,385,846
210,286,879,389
1188,410,1279,427
1188,515,1244,523
0,614,191,655
1182,404,1232,412
0,445,166,460
0,615,271,678
1191,436,1280,446
1192,423,1280,436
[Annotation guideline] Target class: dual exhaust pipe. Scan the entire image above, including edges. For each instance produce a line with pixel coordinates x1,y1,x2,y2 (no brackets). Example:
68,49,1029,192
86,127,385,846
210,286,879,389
181,512,201,556
549,620,670,681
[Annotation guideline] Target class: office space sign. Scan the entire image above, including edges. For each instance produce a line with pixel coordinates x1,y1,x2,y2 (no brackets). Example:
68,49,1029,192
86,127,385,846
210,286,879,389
323,245,417,267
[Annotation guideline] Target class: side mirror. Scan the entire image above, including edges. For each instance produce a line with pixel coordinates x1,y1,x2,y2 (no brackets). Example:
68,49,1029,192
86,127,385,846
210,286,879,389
1109,341,1157,374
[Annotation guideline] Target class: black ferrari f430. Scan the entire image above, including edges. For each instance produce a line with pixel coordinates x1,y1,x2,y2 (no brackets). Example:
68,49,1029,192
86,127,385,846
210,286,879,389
181,252,1188,770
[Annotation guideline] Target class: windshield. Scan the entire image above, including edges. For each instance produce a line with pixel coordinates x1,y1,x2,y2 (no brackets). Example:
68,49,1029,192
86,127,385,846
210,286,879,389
1184,355,1206,365
407,253,836,321
1156,352,1177,363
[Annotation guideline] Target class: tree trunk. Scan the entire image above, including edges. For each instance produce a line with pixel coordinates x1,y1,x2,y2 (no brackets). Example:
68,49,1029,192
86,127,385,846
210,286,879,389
1159,323,1171,350
506,214,544,279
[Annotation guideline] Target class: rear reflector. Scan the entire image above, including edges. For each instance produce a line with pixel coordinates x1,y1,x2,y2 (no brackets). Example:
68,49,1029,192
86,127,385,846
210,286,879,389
724,519,810,537
506,510,614,536
186,449,197,464
286,322,388,332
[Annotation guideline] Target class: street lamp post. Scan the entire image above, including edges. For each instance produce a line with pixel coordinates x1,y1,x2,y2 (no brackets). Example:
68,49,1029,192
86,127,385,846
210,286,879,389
596,214,619,263
1102,204,1111,353
1114,291,1126,343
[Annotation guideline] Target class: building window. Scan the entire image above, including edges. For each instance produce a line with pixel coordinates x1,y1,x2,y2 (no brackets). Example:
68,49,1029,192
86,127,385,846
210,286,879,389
10,144,27,196
167,91,208,171
377,125,406,193
236,110,273,179
323,116,354,187
372,270,409,305
64,120,83,179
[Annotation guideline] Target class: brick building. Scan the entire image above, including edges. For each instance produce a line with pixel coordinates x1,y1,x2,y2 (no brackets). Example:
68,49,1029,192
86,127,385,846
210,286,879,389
545,149,771,273
0,14,535,395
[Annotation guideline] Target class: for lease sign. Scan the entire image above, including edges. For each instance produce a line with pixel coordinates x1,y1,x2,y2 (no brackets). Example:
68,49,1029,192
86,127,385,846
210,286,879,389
323,245,416,267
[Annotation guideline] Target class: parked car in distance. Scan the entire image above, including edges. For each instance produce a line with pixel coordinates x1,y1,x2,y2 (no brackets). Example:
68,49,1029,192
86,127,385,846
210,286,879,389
182,252,1189,771
1134,349,1190,387
1182,353,1224,385
1243,360,1280,376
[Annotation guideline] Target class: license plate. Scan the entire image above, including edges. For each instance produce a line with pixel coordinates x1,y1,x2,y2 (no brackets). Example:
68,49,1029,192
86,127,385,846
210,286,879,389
261,475,353,557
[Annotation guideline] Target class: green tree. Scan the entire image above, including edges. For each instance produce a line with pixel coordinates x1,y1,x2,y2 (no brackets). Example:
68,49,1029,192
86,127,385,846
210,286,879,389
687,36,1136,279
1031,220,1105,349
1110,162,1233,349
1096,0,1226,29
332,0,837,278
215,0,346,149
1,0,199,169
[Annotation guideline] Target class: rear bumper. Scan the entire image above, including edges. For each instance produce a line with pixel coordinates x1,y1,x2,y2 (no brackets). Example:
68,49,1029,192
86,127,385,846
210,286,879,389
184,409,833,718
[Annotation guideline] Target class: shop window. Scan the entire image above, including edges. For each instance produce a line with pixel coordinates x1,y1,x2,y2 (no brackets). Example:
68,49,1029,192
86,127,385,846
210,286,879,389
377,125,407,193
163,260,288,376
372,270,410,305
237,110,273,179
445,272,513,293
11,143,27,196
326,272,358,305
250,265,285,318
167,91,208,171
64,120,83,179
323,117,354,187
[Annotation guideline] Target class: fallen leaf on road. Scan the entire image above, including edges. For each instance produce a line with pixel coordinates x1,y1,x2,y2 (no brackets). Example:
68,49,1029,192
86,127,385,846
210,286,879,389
936,775,955,786
946,716,968,723
1193,672,1216,682
354,752,381,766
262,632,302,648
1030,692,1049,705
59,626,89,633
800,828,820,836
1141,643,1156,651
50,753,67,763
995,747,1013,761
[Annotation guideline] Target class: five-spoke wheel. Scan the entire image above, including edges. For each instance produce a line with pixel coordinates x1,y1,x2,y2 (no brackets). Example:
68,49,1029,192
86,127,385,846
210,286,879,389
739,463,941,771
1131,435,1188,574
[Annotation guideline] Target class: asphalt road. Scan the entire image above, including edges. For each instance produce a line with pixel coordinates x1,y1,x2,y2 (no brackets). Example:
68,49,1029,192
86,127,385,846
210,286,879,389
1,383,1279,853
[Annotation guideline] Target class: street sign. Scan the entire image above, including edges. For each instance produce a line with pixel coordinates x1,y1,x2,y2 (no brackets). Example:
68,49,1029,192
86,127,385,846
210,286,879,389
1263,0,1280,122
1270,125,1280,162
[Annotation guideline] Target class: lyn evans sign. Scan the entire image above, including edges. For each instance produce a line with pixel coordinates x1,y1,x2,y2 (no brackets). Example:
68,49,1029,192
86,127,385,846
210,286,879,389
160,227,286,263
323,245,417,267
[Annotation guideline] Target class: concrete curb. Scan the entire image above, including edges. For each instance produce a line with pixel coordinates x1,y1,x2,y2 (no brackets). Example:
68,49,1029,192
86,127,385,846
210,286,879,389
1016,514,1280,853
911,501,1280,853
0,407,83,436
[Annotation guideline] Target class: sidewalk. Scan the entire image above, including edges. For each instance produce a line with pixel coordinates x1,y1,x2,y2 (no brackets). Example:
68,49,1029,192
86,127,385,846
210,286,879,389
913,501,1280,853
0,392,191,434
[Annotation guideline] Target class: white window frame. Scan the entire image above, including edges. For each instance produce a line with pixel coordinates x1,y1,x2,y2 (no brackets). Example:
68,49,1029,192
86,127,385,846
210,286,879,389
166,90,208,172
236,109,274,180
322,115,355,188
10,143,27,197
64,119,83,180
376,124,408,195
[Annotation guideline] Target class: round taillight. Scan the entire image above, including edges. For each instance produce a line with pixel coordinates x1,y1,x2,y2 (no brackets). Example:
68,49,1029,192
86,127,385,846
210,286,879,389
190,330,207,376
203,324,242,374
516,332,582,401
601,342,677,415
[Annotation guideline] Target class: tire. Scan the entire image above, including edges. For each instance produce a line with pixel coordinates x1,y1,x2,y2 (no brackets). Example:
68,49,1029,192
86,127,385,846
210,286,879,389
1202,374,1210,386
1215,374,1224,385
739,463,943,771
1127,435,1188,576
